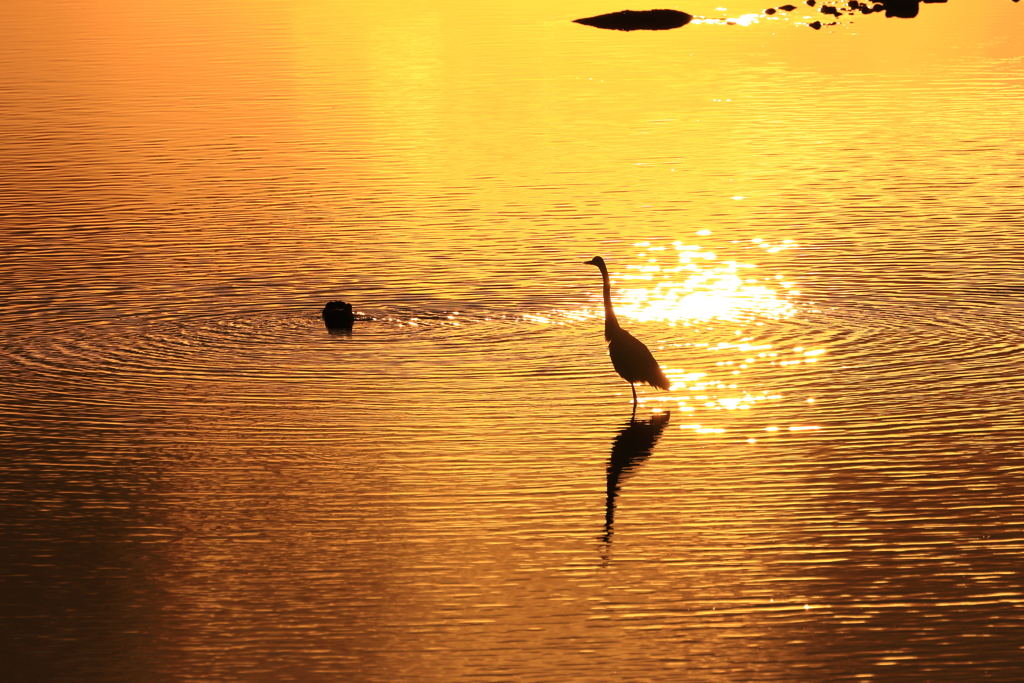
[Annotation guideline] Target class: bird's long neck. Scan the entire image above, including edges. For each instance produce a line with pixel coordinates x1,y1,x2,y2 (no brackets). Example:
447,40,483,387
597,264,621,341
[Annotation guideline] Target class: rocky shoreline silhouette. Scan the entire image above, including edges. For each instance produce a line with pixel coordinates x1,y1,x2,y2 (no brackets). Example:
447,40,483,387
575,1,1019,32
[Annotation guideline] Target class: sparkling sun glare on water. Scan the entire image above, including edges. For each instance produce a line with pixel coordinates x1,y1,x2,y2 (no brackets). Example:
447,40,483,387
615,238,799,325
540,234,825,440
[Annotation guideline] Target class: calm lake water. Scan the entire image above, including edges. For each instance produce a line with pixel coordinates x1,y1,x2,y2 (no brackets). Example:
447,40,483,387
3,0,1024,680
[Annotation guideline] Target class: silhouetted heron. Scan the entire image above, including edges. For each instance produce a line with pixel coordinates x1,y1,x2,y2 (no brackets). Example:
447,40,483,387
585,256,671,407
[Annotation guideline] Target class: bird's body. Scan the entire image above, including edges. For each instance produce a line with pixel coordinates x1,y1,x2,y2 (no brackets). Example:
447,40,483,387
586,256,670,406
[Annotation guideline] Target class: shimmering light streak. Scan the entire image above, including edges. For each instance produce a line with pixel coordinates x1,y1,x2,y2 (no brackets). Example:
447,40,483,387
553,238,822,438
692,13,764,27
680,424,726,434
611,240,800,325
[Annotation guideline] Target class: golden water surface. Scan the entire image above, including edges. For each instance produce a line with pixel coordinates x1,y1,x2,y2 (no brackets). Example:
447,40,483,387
3,0,1024,680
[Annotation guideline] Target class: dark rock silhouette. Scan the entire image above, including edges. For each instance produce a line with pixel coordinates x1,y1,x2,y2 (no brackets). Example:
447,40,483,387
322,300,355,330
766,0,1009,27
574,9,693,31
885,0,920,17
603,411,671,544
577,2,1016,33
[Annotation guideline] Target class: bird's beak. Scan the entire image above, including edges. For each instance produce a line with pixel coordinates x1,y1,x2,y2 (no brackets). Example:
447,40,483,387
584,258,597,266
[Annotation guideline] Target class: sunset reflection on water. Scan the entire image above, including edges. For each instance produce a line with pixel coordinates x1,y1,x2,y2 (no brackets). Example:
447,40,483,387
544,236,827,436
3,0,1024,681
612,237,799,324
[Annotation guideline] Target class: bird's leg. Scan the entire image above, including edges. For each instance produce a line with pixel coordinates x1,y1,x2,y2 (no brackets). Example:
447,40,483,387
630,383,638,407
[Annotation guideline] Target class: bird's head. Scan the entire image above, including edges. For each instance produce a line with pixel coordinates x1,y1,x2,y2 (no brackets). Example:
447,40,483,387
585,256,606,268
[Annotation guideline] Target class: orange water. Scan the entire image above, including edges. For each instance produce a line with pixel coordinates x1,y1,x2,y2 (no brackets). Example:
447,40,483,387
3,1,1024,680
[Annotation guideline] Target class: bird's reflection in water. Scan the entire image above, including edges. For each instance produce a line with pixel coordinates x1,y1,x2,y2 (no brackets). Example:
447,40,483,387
602,411,671,547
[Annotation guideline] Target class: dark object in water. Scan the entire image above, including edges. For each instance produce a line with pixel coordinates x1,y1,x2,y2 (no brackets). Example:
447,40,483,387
574,9,693,31
796,0,948,27
887,0,955,18
884,0,919,17
767,3,799,13
322,300,355,329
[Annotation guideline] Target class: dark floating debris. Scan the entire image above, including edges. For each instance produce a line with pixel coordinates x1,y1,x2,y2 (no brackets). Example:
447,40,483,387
794,0,889,19
577,1,1017,34
573,8,693,31
883,0,919,17
762,0,1009,29
322,300,355,330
